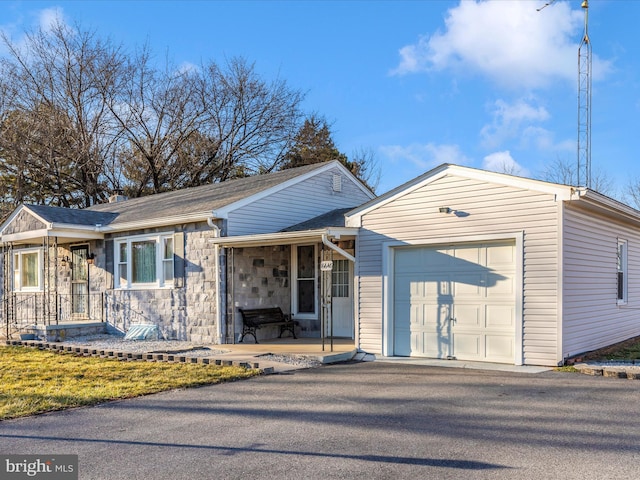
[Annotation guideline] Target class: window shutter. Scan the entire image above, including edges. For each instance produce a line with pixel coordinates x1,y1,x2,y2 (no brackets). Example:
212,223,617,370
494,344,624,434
173,231,185,288
104,240,114,289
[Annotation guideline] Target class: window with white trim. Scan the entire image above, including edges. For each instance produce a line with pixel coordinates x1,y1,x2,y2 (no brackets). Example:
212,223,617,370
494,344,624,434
617,239,628,304
293,244,317,317
13,248,42,291
115,233,174,289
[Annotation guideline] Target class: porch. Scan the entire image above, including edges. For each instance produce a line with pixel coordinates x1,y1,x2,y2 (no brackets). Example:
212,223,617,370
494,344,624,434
2,291,151,341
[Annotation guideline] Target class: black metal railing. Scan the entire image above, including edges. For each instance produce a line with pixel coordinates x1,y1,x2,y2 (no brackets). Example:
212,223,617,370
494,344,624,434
2,291,157,338
2,292,105,329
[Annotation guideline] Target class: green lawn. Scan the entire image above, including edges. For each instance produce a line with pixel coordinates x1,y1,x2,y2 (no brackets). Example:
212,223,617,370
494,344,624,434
0,346,259,420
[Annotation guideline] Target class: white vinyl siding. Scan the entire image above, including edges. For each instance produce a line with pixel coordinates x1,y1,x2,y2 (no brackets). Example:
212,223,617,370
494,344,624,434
356,174,560,366
562,206,640,358
227,165,372,236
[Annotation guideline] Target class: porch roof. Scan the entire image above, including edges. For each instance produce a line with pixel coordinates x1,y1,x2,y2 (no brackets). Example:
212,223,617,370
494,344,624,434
210,227,358,248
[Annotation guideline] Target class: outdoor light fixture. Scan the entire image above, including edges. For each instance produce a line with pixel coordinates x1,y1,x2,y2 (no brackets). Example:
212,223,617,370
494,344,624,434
60,256,71,267
439,207,452,214
86,253,95,265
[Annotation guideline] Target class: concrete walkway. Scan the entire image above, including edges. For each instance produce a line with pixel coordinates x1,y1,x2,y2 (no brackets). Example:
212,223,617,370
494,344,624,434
7,336,556,374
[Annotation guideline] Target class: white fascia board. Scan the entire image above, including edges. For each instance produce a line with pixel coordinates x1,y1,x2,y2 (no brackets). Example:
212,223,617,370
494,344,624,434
99,212,214,233
573,189,640,225
346,163,574,227
214,161,374,219
1,229,50,244
1,227,105,244
210,227,359,248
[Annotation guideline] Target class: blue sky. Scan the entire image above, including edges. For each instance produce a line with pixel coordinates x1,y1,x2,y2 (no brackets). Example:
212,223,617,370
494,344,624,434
2,0,640,198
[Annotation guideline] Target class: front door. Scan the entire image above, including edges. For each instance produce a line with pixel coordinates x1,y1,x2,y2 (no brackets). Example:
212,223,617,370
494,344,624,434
329,259,353,338
71,245,89,317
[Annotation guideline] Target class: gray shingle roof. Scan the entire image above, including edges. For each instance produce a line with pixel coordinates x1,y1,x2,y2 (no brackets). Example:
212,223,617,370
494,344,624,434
26,204,118,226
280,208,353,232
87,162,331,224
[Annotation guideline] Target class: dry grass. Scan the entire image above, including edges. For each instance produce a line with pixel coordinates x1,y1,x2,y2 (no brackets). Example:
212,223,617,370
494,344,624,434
577,336,640,362
0,346,259,420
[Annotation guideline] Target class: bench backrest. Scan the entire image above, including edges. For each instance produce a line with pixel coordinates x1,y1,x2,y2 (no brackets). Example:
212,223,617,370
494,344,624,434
239,307,287,326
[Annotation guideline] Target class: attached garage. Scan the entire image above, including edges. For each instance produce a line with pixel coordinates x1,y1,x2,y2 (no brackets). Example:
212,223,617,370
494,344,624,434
348,163,640,366
392,241,518,363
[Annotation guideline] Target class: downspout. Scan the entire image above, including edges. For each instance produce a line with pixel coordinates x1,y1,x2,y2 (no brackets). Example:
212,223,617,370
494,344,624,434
207,216,224,343
321,234,355,263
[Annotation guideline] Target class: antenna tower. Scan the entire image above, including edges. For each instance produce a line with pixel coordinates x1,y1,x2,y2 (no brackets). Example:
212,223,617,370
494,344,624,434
577,0,591,188
538,0,592,188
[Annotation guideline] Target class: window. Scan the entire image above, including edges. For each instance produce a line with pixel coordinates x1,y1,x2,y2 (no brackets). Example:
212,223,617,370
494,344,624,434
331,259,349,298
115,233,174,289
163,237,174,283
617,239,628,304
294,245,317,316
13,248,42,291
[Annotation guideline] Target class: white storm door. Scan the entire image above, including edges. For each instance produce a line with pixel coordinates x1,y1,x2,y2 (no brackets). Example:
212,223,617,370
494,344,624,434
329,259,354,338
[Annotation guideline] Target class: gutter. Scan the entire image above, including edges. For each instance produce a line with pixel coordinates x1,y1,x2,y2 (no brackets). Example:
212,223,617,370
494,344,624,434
209,227,359,248
322,234,355,263
99,212,214,233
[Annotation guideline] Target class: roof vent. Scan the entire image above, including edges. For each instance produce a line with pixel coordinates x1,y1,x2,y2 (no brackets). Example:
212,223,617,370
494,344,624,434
332,174,342,193
108,194,128,203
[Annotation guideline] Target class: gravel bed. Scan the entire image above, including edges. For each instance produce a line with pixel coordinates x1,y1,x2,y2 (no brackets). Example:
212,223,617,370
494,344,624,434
258,353,323,368
59,334,230,357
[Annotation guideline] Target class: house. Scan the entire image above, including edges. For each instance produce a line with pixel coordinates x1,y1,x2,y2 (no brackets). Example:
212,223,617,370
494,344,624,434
0,161,375,343
345,164,640,367
5,159,638,367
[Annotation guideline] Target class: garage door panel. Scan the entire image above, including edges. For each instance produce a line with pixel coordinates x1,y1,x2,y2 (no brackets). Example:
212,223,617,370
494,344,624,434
486,305,515,328
486,273,515,296
453,245,481,263
396,273,452,299
453,305,481,327
394,241,516,364
487,244,516,267
453,334,481,358
395,328,447,358
454,277,483,297
486,335,515,361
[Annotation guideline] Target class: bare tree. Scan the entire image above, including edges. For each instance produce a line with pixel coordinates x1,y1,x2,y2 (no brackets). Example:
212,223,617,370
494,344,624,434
539,156,615,196
199,58,304,181
0,20,308,205
0,19,125,207
105,47,207,196
350,146,381,193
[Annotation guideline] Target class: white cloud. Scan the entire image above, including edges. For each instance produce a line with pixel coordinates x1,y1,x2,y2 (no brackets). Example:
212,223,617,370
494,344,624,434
38,7,65,33
482,151,529,177
177,61,201,75
391,0,610,90
481,98,550,149
380,142,471,169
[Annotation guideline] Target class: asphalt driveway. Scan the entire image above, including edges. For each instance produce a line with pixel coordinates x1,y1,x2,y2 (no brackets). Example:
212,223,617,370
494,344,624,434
1,362,639,479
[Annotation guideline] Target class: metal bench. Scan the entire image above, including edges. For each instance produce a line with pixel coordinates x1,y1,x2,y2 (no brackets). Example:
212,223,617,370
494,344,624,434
238,307,297,344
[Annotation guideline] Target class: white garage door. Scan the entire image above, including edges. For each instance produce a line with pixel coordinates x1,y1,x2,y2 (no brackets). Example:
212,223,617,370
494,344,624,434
393,242,516,363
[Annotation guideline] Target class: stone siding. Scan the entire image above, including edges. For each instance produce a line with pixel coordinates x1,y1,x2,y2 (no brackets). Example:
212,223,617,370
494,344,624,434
228,245,291,342
3,210,46,235
98,222,219,343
